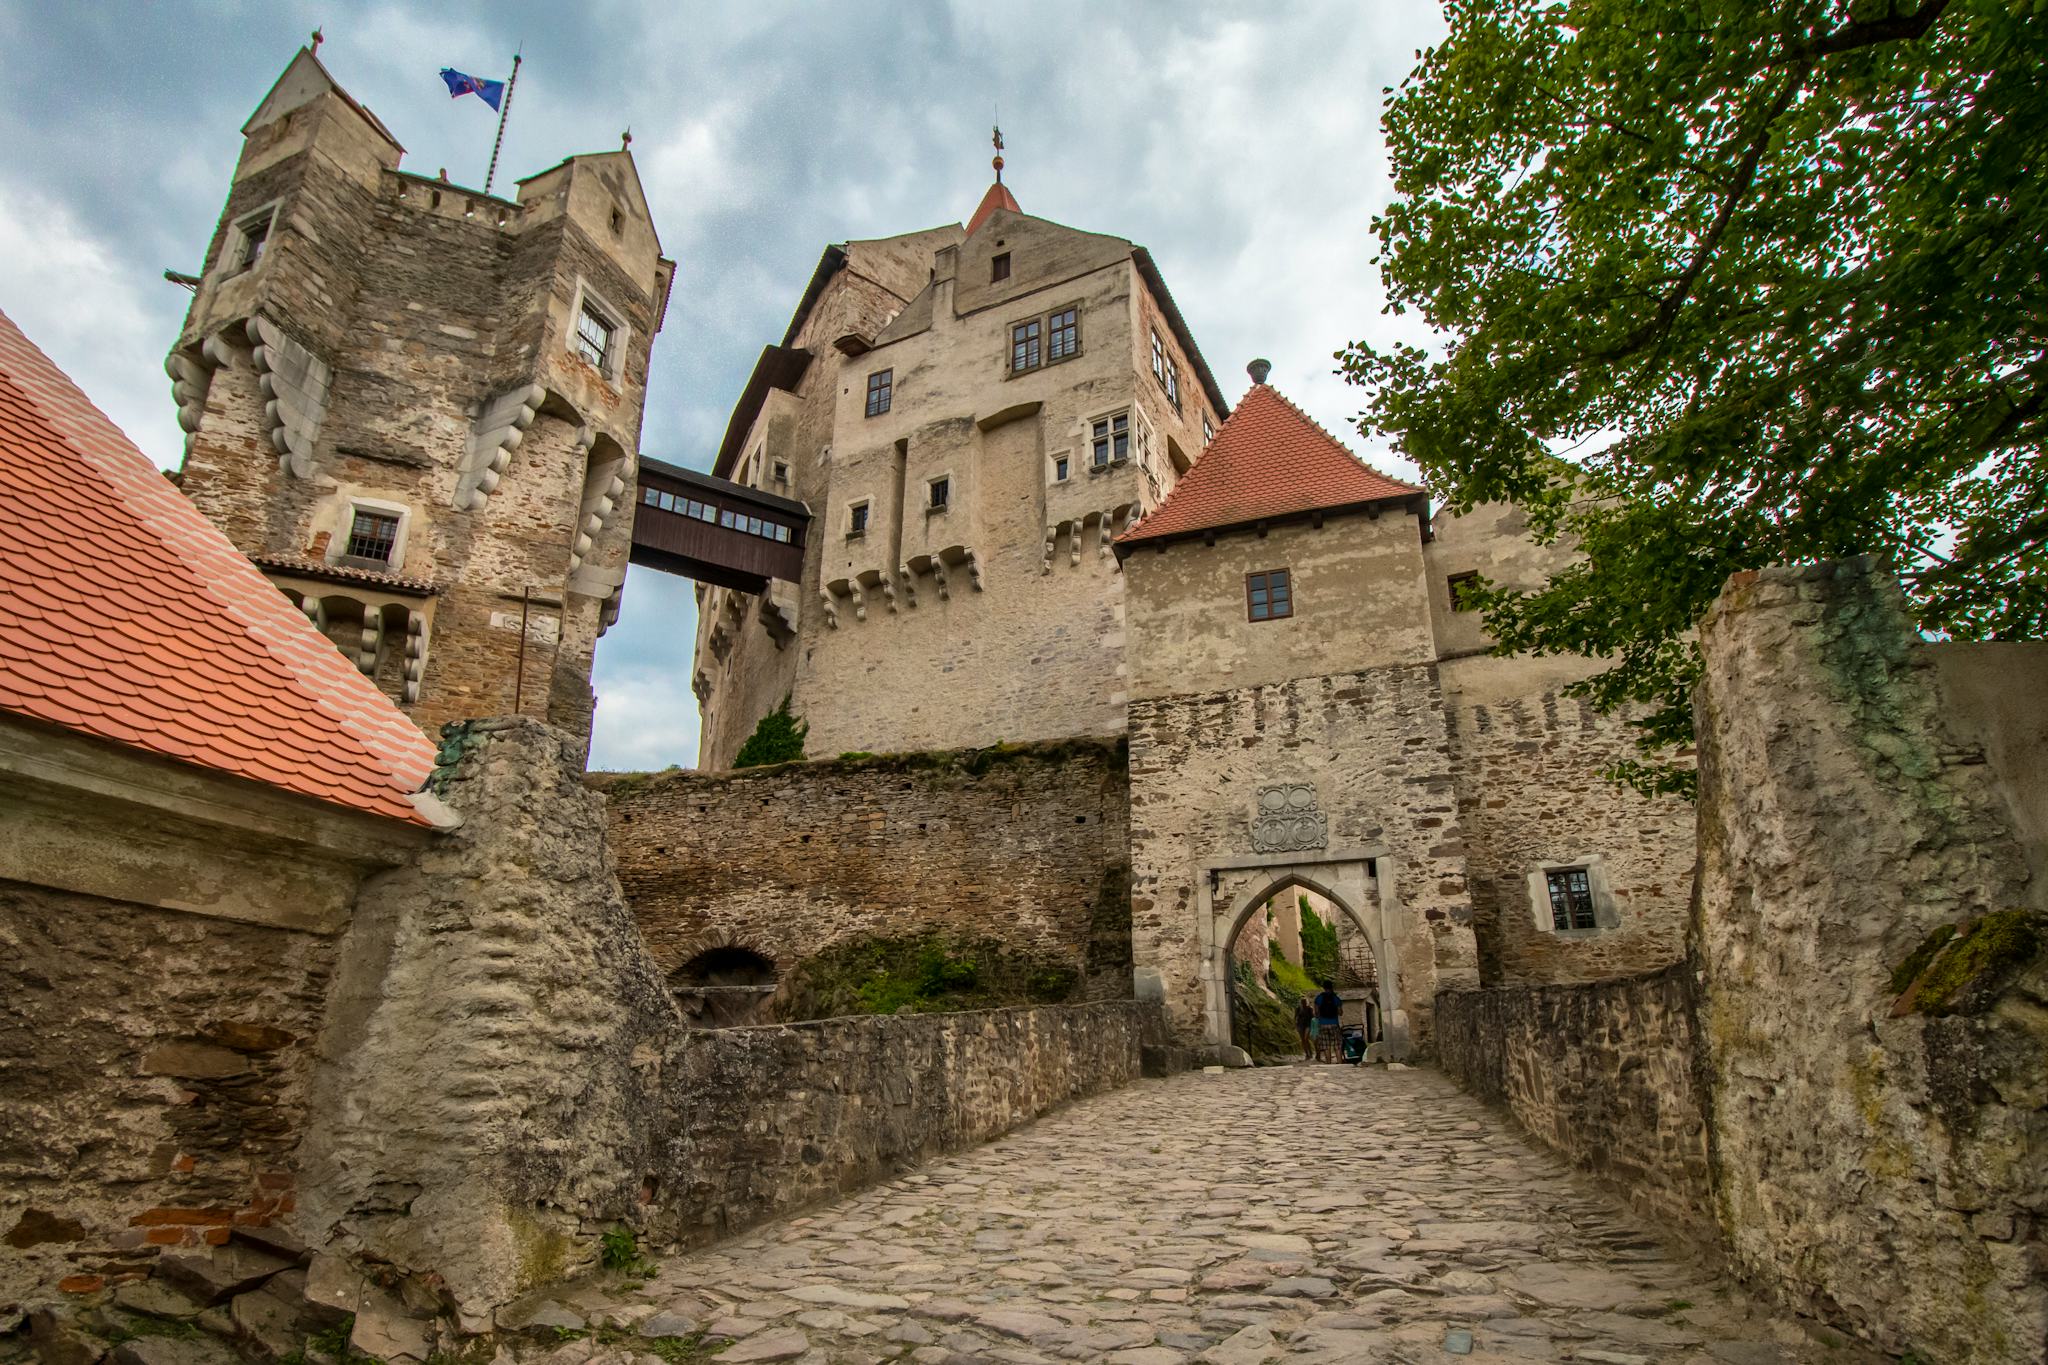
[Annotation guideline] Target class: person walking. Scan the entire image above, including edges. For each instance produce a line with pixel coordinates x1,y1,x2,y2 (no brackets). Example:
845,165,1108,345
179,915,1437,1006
1293,995,1315,1060
1313,980,1343,1063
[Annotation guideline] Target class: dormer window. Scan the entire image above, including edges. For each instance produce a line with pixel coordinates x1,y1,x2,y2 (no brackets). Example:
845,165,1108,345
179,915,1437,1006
224,204,279,276
575,303,614,371
991,252,1011,282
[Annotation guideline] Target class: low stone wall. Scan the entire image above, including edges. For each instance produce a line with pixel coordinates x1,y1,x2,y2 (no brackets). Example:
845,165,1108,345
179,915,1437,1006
1433,964,1710,1230
661,1002,1144,1247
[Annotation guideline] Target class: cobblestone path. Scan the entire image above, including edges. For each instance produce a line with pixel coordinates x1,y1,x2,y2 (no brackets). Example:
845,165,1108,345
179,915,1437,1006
517,1065,1877,1365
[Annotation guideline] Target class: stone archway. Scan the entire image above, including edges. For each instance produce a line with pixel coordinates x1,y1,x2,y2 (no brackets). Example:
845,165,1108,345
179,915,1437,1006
666,930,779,1029
1195,850,1413,1060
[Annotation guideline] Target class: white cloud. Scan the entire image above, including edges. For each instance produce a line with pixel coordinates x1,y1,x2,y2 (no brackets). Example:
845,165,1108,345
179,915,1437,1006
590,665,702,773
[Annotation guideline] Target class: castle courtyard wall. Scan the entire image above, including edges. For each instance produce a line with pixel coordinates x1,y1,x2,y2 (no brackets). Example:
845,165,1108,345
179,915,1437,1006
594,738,1133,1001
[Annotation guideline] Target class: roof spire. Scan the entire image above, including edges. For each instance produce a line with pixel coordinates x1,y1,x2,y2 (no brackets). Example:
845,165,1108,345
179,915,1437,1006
992,124,1005,184
310,27,324,54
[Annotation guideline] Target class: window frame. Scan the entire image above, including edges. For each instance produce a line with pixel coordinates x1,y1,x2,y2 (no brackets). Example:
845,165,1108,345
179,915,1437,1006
990,251,1011,282
1526,858,1620,936
331,497,411,572
1545,867,1598,932
567,278,630,383
1089,411,1132,469
1052,453,1070,483
847,499,871,537
1202,414,1215,445
927,475,952,512
1011,317,1043,374
1447,570,1484,612
222,202,281,277
865,368,893,418
1047,306,1080,363
1245,568,1293,622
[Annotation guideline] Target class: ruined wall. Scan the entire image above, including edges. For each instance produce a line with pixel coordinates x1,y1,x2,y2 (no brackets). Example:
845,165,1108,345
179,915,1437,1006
1441,652,1696,985
664,1002,1142,1248
595,739,1132,1000
1693,560,2047,1365
0,881,335,1305
1433,966,1711,1230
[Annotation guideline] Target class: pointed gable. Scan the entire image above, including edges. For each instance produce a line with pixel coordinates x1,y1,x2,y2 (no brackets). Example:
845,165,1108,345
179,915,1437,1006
1120,382,1423,547
966,181,1021,237
242,46,404,154
0,309,441,826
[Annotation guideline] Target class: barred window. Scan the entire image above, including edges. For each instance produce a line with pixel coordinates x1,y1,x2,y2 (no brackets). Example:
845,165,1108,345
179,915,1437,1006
865,369,893,417
849,501,870,535
345,508,400,563
1246,569,1292,622
574,303,614,371
1546,868,1597,930
929,477,950,510
1049,308,1078,361
1012,319,1042,373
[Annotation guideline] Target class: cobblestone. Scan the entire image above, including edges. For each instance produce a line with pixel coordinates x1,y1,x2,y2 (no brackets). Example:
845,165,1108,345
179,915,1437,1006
513,1066,1880,1363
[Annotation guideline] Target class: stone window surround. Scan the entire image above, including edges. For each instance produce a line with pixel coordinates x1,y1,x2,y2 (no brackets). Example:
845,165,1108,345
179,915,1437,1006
1005,300,1083,379
846,498,871,538
567,277,630,384
219,200,282,278
1050,451,1071,484
328,494,413,573
1086,408,1136,472
926,472,953,515
1525,856,1623,937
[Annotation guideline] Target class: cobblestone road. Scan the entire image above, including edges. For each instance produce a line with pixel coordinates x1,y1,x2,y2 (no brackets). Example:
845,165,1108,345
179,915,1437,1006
517,1065,1877,1365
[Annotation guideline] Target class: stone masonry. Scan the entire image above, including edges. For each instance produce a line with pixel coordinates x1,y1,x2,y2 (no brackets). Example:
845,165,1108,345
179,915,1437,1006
594,739,1132,1004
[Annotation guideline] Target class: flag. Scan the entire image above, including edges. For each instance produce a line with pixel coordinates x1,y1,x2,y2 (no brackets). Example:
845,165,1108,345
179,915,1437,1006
439,68,506,112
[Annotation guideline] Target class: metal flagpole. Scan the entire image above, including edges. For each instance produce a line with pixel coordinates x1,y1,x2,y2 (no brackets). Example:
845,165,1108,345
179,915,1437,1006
482,52,522,196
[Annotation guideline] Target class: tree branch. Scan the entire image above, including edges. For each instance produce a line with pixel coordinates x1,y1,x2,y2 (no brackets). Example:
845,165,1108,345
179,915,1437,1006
1772,0,1951,64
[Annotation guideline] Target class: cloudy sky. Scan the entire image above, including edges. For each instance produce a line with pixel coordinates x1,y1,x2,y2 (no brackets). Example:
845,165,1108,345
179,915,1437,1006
0,1,1445,771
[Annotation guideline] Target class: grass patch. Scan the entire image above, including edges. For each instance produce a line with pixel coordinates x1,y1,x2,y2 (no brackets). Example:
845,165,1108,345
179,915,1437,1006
642,1330,728,1362
781,932,1081,1021
600,1225,657,1278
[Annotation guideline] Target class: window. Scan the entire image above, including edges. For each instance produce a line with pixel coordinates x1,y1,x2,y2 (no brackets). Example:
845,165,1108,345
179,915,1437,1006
1150,330,1166,382
991,252,1011,282
234,211,272,271
848,501,870,536
773,460,790,484
1091,413,1130,467
865,369,893,417
1202,414,1215,444
641,486,659,507
657,491,675,512
1053,455,1069,483
1049,308,1078,362
1448,571,1483,612
1246,569,1292,622
345,508,401,564
929,477,950,510
575,302,614,371
1011,319,1042,373
1165,357,1180,409
720,509,737,529
1546,868,1597,931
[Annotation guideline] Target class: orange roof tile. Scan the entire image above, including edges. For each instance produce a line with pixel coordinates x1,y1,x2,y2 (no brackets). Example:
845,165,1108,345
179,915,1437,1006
0,308,439,826
966,181,1020,237
1120,382,1423,546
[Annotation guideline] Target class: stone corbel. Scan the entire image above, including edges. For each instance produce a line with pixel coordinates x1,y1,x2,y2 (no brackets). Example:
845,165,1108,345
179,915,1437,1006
356,608,383,676
1098,511,1115,559
819,588,840,630
878,576,898,613
245,316,330,480
598,586,624,638
1042,526,1056,575
165,348,222,462
850,581,868,623
692,669,713,702
759,583,798,645
455,384,545,512
299,595,326,634
567,432,622,571
1070,519,1082,568
932,557,950,601
898,564,919,609
965,549,984,591
401,611,428,704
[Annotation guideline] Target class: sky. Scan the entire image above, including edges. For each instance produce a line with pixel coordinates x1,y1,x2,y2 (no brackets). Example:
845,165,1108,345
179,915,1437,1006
0,0,1447,771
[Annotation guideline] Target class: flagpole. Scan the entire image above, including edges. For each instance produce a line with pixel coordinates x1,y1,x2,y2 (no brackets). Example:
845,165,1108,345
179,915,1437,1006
482,52,521,196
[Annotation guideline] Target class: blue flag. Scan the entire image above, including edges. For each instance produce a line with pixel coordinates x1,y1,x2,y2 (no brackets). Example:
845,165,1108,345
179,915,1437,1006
439,68,505,112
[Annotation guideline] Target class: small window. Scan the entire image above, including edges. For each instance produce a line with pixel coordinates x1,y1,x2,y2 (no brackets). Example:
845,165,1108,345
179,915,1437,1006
1165,357,1180,409
1546,868,1597,931
747,516,763,536
991,252,1011,282
775,524,791,543
1049,308,1078,362
773,460,790,483
1011,319,1042,373
1053,455,1069,483
1246,568,1293,622
656,492,673,512
929,477,950,510
609,207,624,235
641,486,659,507
848,501,870,536
234,211,272,271
865,369,893,417
1202,414,1215,444
345,508,401,564
575,302,614,371
720,509,737,529
1091,413,1131,468
698,503,717,523
1150,330,1166,381
1448,571,1483,612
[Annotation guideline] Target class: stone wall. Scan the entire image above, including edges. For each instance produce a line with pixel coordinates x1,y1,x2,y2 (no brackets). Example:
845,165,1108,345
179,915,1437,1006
0,881,337,1305
662,1002,1143,1248
1433,965,1711,1230
594,738,1132,1001
1693,560,2047,1365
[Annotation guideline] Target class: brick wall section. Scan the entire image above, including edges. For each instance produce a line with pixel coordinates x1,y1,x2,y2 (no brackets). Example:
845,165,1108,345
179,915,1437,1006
1432,966,1712,1232
0,881,332,1303
593,739,1132,998
662,1003,1143,1248
1441,654,1696,985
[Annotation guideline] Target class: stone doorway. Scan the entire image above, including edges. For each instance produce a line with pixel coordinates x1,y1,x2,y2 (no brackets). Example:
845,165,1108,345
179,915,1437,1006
1222,877,1385,1061
670,944,778,1028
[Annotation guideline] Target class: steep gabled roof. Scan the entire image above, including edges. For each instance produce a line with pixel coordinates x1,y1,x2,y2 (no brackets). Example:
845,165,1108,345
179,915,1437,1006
0,308,441,826
965,181,1021,237
1120,381,1424,547
243,46,404,155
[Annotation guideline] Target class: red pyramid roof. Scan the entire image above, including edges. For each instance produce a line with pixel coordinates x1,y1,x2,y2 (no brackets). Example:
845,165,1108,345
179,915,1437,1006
0,308,440,826
966,181,1020,237
1120,383,1423,546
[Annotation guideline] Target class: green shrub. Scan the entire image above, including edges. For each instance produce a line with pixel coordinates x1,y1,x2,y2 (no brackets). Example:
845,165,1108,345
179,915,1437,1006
599,1224,655,1276
734,695,806,768
1299,899,1339,986
782,932,1080,1021
1267,945,1317,1004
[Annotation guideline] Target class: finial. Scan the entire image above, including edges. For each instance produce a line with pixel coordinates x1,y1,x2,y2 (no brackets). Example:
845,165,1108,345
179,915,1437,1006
310,28,323,54
1248,358,1272,385
992,125,1005,184
437,167,449,183
621,127,633,151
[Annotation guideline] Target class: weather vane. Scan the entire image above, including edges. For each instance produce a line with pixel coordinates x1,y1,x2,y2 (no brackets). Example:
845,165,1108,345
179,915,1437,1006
992,125,1005,184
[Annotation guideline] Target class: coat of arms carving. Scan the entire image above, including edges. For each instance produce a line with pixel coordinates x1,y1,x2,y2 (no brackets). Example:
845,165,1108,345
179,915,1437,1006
1251,783,1328,854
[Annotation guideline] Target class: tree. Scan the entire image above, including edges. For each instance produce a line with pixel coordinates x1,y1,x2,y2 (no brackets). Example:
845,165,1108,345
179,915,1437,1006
1343,0,2047,793
733,694,807,768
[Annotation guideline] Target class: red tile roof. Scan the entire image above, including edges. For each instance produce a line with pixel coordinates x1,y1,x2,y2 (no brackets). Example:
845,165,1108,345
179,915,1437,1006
966,181,1021,237
0,308,439,826
1120,382,1423,546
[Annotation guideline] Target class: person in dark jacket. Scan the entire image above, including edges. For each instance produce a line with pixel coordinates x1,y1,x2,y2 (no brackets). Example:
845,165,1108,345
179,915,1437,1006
1293,995,1315,1059
1313,981,1343,1062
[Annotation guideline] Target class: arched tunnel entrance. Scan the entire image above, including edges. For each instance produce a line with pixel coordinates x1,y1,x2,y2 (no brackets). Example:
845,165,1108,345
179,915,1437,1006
670,944,779,1028
1223,879,1383,1062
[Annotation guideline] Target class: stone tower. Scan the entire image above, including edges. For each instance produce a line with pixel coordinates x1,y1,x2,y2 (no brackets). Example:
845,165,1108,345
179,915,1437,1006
170,46,673,755
693,175,1227,767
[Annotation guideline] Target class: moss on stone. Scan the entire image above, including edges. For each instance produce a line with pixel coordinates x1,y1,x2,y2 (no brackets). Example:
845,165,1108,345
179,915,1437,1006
1230,961,1302,1061
1903,910,2042,1016
781,932,1081,1022
507,1206,572,1291
1888,923,1956,996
